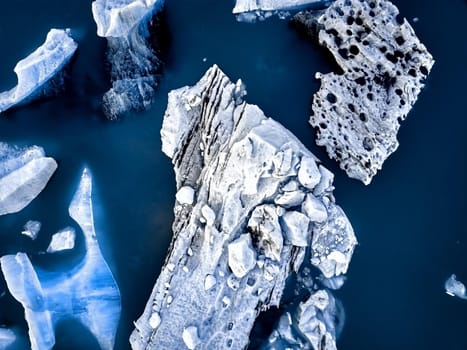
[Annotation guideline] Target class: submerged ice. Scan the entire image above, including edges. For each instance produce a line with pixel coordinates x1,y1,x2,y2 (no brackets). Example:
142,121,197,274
445,274,467,300
0,168,121,350
0,29,77,114
0,143,57,216
92,0,165,119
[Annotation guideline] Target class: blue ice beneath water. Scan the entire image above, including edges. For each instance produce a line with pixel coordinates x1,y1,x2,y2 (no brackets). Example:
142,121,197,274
0,168,121,350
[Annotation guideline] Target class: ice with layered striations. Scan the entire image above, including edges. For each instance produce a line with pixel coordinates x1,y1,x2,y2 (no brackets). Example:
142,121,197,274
0,143,57,216
0,29,77,114
445,274,467,300
233,0,333,22
92,0,165,119
293,0,434,184
130,65,356,349
0,168,121,350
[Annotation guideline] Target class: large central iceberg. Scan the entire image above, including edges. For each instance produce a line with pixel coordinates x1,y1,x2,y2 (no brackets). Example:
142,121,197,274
92,0,165,119
130,65,356,349
0,168,121,350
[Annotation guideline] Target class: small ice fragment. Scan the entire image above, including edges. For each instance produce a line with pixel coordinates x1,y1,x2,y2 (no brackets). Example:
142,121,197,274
21,220,41,240
298,157,321,190
46,227,76,253
204,275,217,291
0,327,16,349
176,186,195,205
182,326,200,350
228,234,257,278
202,57,207,62
201,205,216,226
445,274,467,300
280,211,311,247
150,315,162,332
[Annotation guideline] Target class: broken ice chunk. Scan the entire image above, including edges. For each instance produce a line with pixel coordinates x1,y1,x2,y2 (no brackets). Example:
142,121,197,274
302,194,328,223
0,168,121,350
228,234,257,278
0,143,57,216
46,227,76,253
149,312,161,330
182,326,200,350
248,205,284,261
201,205,216,226
0,29,77,113
21,220,42,240
298,157,321,190
176,186,195,205
280,211,311,247
445,274,467,300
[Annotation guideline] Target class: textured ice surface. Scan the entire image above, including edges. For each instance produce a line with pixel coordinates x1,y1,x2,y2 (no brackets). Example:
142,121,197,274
0,168,121,350
445,274,467,300
21,220,42,240
46,227,76,253
92,0,165,119
0,29,77,113
233,0,332,22
293,0,434,184
130,65,356,349
0,143,57,216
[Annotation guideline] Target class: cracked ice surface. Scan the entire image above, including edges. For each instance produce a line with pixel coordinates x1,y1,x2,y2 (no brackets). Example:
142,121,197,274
0,29,77,114
0,168,121,350
233,0,332,22
92,0,165,119
0,143,57,216
130,65,356,349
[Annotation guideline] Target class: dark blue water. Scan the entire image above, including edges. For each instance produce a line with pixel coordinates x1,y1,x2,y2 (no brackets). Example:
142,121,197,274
0,0,466,349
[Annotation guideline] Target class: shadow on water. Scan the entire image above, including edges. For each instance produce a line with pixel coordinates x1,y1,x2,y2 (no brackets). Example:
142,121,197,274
0,0,465,349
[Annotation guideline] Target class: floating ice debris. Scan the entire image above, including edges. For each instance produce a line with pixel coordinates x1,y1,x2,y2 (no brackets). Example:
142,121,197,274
91,0,165,119
175,186,195,205
130,65,356,349
0,29,77,114
0,143,57,216
293,0,435,184
233,0,333,22
21,220,42,240
445,274,467,300
0,168,121,350
46,227,76,253
0,328,16,349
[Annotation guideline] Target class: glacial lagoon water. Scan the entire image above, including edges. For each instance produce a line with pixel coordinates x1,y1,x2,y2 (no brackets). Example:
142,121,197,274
0,0,466,349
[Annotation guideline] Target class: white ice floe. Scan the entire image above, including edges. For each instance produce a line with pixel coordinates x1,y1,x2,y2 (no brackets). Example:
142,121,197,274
0,143,57,216
0,29,77,113
21,220,42,240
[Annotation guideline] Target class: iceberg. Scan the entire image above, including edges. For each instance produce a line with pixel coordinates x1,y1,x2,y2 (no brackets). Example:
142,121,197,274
130,65,356,349
0,143,57,216
293,0,435,184
0,29,77,113
91,0,165,120
21,220,42,240
445,274,467,300
0,168,121,350
233,0,333,22
46,227,76,253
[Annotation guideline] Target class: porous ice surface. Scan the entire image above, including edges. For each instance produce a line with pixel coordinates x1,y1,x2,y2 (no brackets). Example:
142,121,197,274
0,168,121,350
46,227,76,253
92,0,165,119
233,0,332,22
0,143,57,216
445,274,467,300
294,0,434,184
0,29,77,113
130,65,356,349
